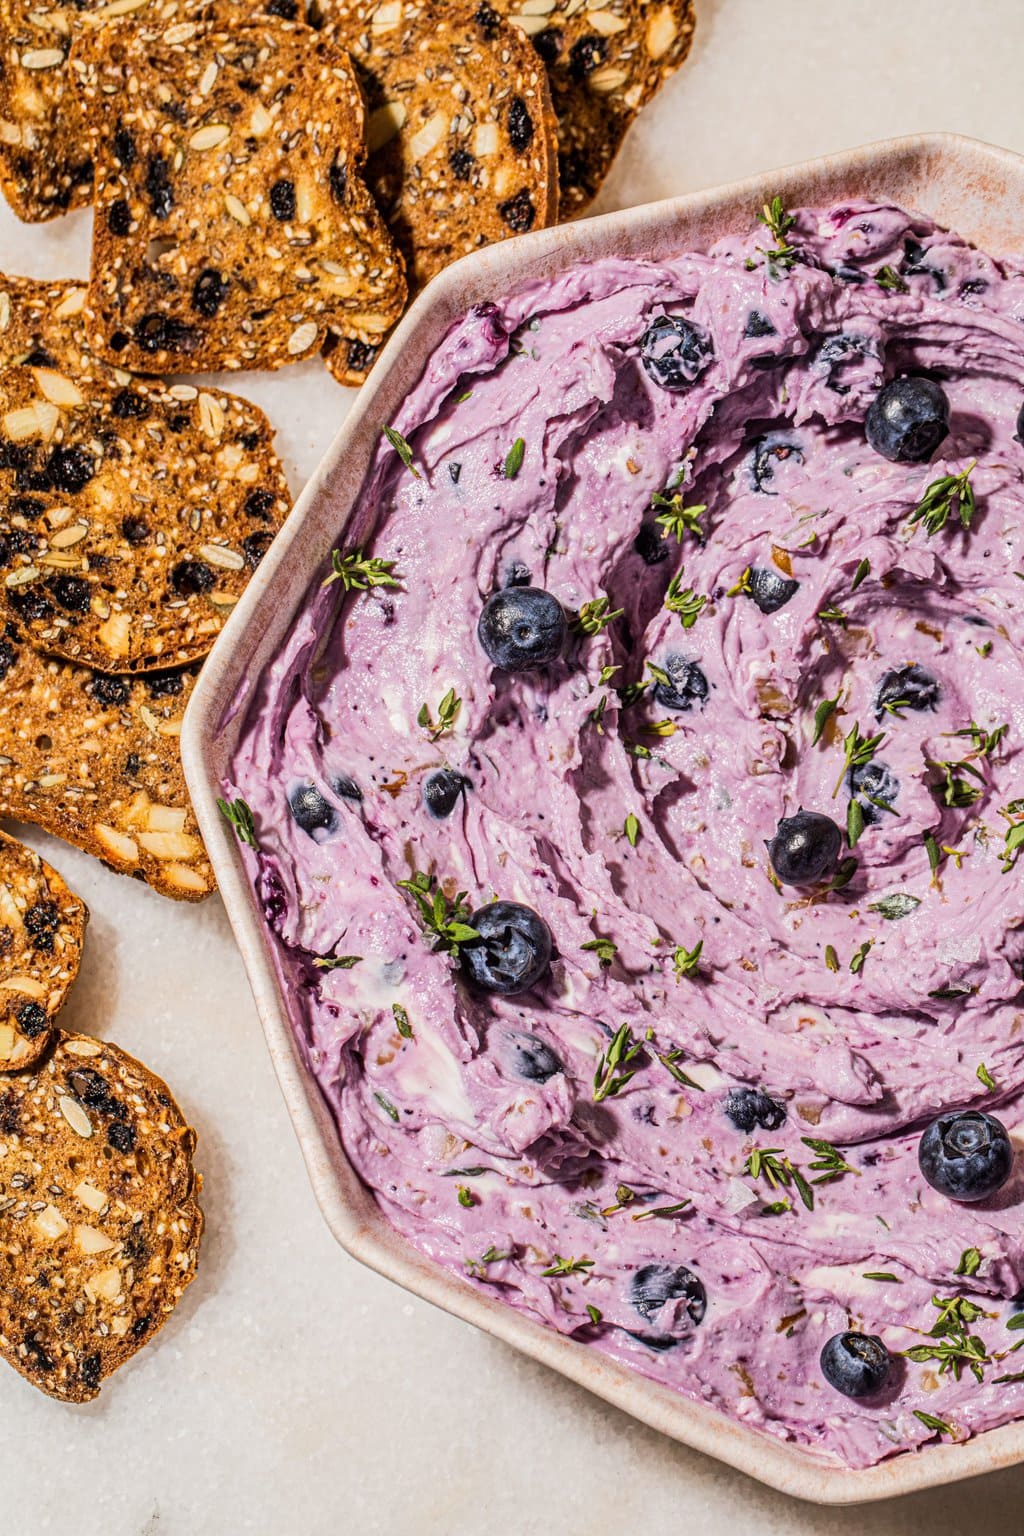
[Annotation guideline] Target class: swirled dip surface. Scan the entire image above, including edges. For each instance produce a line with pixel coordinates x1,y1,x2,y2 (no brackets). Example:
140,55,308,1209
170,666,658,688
228,202,1024,1469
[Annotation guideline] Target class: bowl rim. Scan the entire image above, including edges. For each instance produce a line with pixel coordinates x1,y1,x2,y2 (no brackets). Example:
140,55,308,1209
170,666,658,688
182,130,1024,1504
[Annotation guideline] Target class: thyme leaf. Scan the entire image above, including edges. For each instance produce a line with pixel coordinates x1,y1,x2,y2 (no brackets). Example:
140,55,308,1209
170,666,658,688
323,546,401,592
217,796,258,848
908,460,977,536
382,424,420,478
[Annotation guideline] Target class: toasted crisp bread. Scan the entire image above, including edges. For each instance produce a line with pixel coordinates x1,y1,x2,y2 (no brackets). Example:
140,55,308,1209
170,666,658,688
314,0,558,290
0,276,102,378
321,329,386,388
0,0,97,222
0,1031,202,1402
0,622,213,901
77,12,406,373
0,830,85,1071
0,366,290,671
488,0,695,216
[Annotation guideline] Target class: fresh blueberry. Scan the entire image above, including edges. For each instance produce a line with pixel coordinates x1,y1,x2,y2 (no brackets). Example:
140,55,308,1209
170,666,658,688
767,811,843,886
288,783,336,838
849,760,899,824
461,901,552,994
748,433,804,493
820,1332,892,1398
504,561,532,588
748,567,799,615
918,1110,1013,1201
816,332,877,394
1017,400,1024,442
500,1031,563,1082
865,377,950,463
628,1263,706,1327
332,775,362,802
633,523,670,566
724,1088,787,1133
744,310,776,338
423,769,470,819
875,663,940,717
639,314,714,391
653,654,708,713
477,587,567,672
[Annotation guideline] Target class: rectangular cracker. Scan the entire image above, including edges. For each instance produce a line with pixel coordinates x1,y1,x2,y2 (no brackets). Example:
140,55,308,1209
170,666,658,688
77,11,406,371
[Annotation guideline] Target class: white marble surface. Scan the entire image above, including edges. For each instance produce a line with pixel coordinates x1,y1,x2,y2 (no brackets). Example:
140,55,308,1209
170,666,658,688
7,2,1024,1531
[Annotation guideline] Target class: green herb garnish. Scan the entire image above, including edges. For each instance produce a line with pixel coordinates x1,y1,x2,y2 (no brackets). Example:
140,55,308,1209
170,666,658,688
657,1050,703,1089
504,436,526,478
314,954,362,971
392,1003,413,1039
573,596,624,636
456,1185,475,1208
651,494,706,542
217,796,258,848
850,939,873,975
800,1136,858,1186
417,686,461,741
833,721,885,798
846,796,865,849
876,264,909,293
586,1304,603,1324
541,1255,594,1278
868,893,922,921
323,547,401,592
824,944,839,972
374,1090,399,1122
581,936,618,968
811,693,841,746
977,1061,997,1091
909,460,977,536
864,1271,901,1282
382,424,420,477
664,572,707,628
914,1410,956,1438
396,870,479,958
851,557,871,590
593,1023,644,1103
956,1248,982,1278
756,195,798,269
672,939,703,981
744,1147,814,1212
624,812,640,848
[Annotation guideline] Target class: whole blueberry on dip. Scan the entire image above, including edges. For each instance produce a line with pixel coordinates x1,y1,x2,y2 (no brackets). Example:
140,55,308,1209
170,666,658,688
461,902,552,995
918,1110,1013,1201
820,1333,892,1398
865,377,950,462
478,586,566,671
767,811,843,886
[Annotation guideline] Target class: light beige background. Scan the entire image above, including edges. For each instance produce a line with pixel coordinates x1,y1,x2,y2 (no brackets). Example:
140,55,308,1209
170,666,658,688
5,2,1024,1531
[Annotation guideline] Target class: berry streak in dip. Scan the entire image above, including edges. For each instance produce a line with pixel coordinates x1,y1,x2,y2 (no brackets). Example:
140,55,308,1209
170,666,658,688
224,199,1024,1469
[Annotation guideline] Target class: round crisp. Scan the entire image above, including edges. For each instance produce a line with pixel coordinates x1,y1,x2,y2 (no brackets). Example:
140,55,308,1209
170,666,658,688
0,829,86,1070
0,366,290,671
0,1031,202,1402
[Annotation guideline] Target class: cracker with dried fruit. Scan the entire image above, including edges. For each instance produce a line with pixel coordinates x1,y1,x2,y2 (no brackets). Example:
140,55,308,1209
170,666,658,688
0,367,290,672
77,11,406,372
0,627,212,900
315,0,557,383
484,0,695,217
0,829,86,1069
0,1032,202,1402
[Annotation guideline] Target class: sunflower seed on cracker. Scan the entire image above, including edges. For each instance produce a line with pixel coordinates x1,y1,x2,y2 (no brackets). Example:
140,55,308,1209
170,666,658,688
77,12,406,372
0,367,290,671
0,1031,202,1402
0,829,86,1070
0,624,213,900
489,0,695,216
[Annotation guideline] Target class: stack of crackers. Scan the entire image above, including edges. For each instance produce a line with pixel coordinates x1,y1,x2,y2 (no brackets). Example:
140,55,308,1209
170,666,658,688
0,829,202,1401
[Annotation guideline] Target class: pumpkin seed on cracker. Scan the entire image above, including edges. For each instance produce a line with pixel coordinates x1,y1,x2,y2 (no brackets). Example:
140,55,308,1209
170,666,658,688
0,1031,202,1402
0,623,213,901
492,0,695,217
77,12,406,372
0,366,291,672
0,829,86,1071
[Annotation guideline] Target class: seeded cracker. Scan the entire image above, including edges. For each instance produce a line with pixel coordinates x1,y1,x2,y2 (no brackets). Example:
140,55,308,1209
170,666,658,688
0,1031,202,1402
0,366,291,671
0,275,104,379
77,13,406,372
0,830,86,1071
486,0,695,217
0,624,213,901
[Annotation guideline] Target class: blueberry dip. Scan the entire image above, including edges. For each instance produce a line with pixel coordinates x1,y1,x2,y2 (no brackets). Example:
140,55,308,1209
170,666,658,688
225,201,1024,1469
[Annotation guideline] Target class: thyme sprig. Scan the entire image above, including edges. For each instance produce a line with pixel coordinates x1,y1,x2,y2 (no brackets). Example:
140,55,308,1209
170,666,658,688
664,572,707,628
908,460,977,536
314,954,362,971
800,1136,858,1186
323,547,401,592
541,1255,594,1277
672,940,703,980
902,1293,993,1383
651,493,706,542
396,870,479,958
756,195,798,270
744,1147,815,1212
418,686,461,740
217,796,258,848
573,596,624,636
593,1023,645,1102
833,721,886,798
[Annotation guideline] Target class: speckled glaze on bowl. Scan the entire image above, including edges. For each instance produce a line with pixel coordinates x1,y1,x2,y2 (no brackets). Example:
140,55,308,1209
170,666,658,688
182,134,1024,1504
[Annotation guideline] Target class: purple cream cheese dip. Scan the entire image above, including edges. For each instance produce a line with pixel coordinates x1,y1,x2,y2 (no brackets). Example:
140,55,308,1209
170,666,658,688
225,200,1024,1468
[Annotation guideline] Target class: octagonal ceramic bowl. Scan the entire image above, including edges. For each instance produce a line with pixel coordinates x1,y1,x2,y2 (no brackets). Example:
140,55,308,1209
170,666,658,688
182,132,1024,1503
